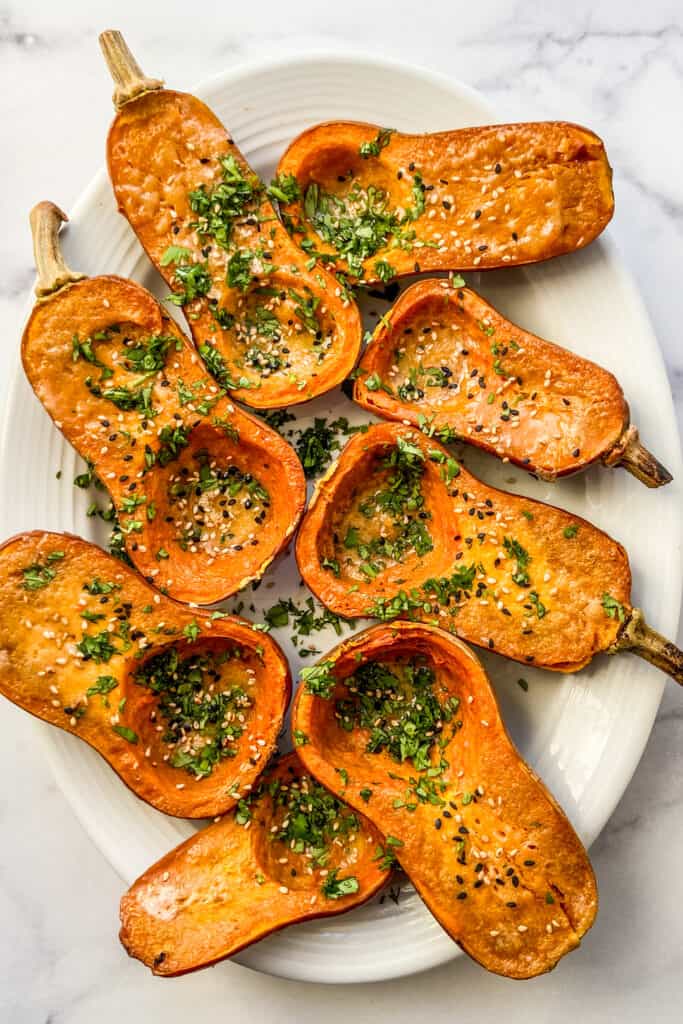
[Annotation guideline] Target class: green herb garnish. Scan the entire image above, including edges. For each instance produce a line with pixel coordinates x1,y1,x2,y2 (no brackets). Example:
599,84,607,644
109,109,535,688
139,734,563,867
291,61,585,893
359,127,394,159
503,537,531,587
321,870,360,900
602,592,626,623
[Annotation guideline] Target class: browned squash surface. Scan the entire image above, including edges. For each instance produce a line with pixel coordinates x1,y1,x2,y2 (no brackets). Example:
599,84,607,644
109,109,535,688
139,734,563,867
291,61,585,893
276,120,614,284
100,31,362,408
295,421,683,683
355,278,670,487
120,752,390,975
293,622,598,979
0,531,291,818
23,203,305,606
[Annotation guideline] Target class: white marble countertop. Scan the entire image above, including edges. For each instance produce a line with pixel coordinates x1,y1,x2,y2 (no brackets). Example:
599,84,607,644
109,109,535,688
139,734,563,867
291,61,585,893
1,0,682,1020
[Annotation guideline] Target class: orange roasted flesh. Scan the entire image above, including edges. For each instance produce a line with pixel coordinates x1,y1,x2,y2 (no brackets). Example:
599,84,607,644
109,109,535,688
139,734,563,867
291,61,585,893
354,277,670,487
23,203,305,606
296,421,633,673
119,751,390,976
293,622,598,979
0,531,291,818
99,31,362,408
276,120,614,283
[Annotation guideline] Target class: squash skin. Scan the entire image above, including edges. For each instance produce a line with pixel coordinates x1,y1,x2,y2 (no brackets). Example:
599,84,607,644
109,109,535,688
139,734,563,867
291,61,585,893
293,622,598,979
105,89,363,407
21,275,306,605
276,120,614,283
119,752,390,976
355,278,631,480
295,422,632,672
0,531,291,818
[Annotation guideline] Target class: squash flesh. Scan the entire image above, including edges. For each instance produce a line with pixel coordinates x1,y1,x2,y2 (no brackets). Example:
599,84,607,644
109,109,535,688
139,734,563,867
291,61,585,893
0,531,291,817
106,90,362,406
119,752,390,975
22,275,306,604
295,422,632,672
355,278,629,479
276,120,614,283
293,623,598,979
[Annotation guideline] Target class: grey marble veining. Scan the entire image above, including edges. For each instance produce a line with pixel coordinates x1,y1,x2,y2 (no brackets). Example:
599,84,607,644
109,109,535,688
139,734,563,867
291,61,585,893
1,0,682,1020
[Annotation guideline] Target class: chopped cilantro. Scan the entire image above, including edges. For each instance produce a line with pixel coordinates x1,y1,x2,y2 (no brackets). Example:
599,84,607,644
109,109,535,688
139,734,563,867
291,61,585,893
22,552,63,590
199,343,255,391
321,870,360,900
226,248,254,291
267,173,302,204
86,675,119,703
112,725,138,744
359,127,394,158
602,592,626,623
77,631,117,664
528,591,547,619
374,259,396,282
134,644,252,777
503,537,531,587
182,620,200,643
334,658,460,771
301,660,337,699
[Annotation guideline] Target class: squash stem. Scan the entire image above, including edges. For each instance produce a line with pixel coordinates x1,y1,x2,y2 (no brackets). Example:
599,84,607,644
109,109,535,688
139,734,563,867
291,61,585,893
29,202,86,299
99,30,164,109
609,607,683,685
604,424,673,488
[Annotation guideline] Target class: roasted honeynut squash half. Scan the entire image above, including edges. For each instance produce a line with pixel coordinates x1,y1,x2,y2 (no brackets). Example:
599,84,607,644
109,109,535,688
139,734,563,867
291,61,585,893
120,752,390,976
355,278,671,488
98,30,362,408
24,202,305,606
0,532,290,818
293,622,598,979
296,422,683,684
275,120,614,284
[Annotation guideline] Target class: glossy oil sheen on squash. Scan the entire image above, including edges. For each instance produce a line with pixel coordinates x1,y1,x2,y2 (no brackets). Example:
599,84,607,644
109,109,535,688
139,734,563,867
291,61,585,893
295,422,631,672
22,274,306,605
120,753,390,976
0,532,290,817
276,120,614,283
293,622,598,979
105,85,362,407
